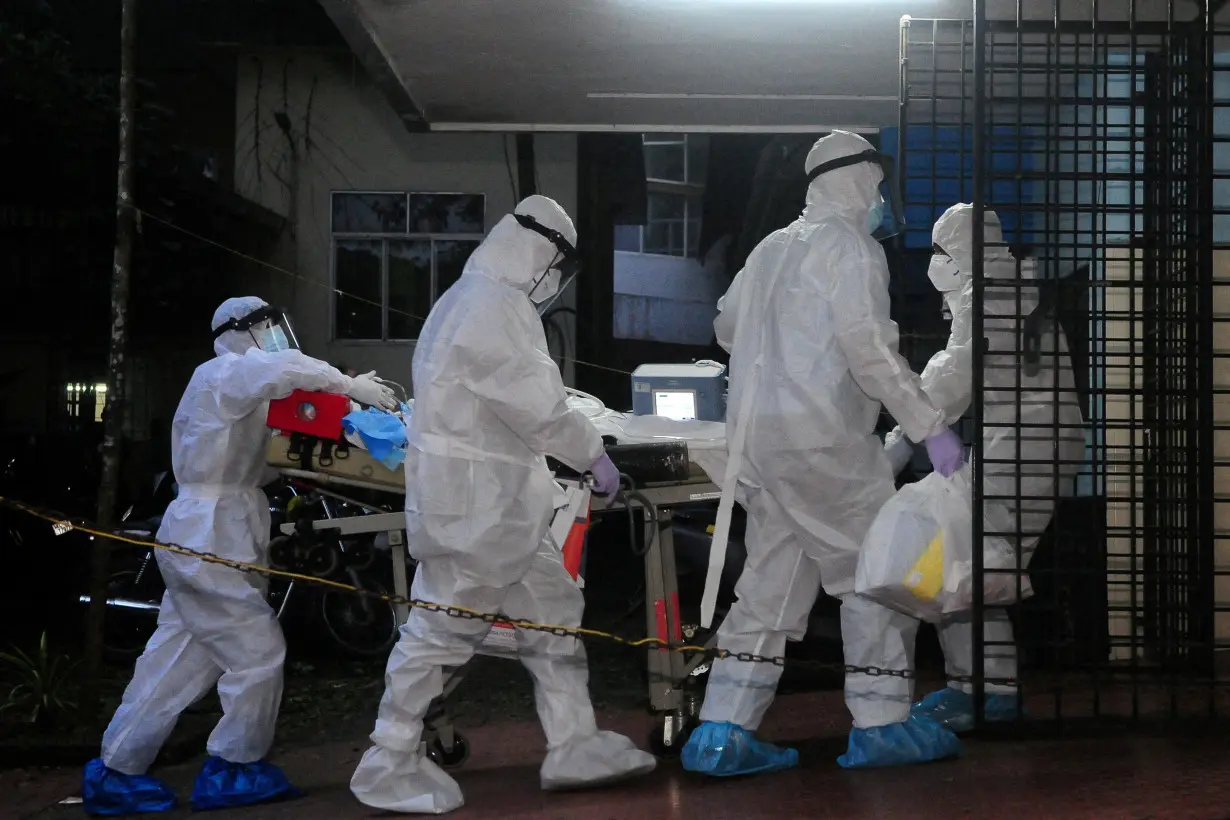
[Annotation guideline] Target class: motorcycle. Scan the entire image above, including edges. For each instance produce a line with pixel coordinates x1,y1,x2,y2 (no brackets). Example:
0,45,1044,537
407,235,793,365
81,473,404,663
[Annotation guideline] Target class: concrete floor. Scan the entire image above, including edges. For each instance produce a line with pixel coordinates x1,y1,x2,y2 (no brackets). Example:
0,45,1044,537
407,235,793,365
12,689,1230,820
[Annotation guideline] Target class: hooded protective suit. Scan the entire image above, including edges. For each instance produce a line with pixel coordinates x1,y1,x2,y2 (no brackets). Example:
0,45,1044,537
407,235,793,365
85,296,387,815
683,132,954,776
880,204,1085,733
350,195,655,815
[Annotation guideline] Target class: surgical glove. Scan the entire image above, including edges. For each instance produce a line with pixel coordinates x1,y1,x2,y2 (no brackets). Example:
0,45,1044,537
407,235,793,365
923,428,965,477
588,453,620,496
348,372,398,412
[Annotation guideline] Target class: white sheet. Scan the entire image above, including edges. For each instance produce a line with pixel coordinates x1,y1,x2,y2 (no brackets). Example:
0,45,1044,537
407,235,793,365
565,398,728,488
376,395,730,487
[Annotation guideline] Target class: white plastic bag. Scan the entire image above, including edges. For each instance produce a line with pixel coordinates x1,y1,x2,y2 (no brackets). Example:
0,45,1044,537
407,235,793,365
855,465,1033,622
855,467,974,623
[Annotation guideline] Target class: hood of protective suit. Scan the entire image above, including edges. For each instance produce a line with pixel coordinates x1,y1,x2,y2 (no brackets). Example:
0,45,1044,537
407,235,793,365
462,194,577,297
211,296,266,357
802,130,883,225
932,203,1005,275
932,203,1038,317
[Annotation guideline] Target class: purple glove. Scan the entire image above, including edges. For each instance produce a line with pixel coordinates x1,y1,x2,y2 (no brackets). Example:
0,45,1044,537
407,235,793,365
923,428,966,478
588,453,621,496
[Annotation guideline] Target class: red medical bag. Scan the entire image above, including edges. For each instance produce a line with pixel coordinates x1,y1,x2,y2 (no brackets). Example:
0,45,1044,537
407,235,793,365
266,390,351,439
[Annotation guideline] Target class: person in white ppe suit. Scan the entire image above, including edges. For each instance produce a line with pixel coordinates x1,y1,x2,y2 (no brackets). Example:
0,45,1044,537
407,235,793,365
874,204,1084,738
83,297,398,816
349,195,656,815
680,131,966,778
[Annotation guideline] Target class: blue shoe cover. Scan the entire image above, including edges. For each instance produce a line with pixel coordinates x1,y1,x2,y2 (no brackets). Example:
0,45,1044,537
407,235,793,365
911,687,1023,733
189,757,305,812
836,715,962,769
82,758,177,816
680,721,799,777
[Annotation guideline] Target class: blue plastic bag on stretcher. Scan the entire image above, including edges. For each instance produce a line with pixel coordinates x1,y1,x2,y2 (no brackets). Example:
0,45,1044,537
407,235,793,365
342,406,409,471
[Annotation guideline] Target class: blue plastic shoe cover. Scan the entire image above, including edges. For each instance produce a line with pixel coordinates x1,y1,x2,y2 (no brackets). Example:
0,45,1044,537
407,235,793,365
189,757,305,812
911,687,1022,733
680,721,799,777
82,758,177,816
836,714,963,769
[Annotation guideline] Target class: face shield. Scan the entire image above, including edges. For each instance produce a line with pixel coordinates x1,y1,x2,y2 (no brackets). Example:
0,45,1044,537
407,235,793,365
514,212,581,315
805,148,905,241
211,304,300,353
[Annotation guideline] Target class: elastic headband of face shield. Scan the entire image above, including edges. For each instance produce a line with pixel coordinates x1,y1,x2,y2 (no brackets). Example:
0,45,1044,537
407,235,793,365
211,304,300,350
805,148,905,241
513,212,581,279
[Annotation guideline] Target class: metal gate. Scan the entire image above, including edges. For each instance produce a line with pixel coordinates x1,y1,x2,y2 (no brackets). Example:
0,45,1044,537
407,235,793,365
894,3,1228,725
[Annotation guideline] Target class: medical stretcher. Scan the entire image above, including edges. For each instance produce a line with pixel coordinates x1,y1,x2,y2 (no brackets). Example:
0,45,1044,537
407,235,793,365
265,390,727,760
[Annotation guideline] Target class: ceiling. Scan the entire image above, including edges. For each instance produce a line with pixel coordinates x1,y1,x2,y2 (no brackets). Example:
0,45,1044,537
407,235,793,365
317,0,1211,132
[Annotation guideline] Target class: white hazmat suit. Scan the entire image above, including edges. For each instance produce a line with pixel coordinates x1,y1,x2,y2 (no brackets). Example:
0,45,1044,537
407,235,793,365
349,196,656,815
878,204,1084,730
688,132,953,765
97,297,393,780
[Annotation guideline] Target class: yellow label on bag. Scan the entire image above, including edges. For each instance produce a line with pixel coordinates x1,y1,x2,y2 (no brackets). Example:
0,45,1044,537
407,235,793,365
903,531,944,601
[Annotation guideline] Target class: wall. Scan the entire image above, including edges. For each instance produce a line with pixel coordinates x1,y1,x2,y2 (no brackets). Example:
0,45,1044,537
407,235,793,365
613,237,730,347
233,49,579,387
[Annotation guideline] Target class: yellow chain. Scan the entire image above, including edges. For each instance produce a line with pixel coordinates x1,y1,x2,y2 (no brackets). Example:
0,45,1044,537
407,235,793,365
1,496,712,655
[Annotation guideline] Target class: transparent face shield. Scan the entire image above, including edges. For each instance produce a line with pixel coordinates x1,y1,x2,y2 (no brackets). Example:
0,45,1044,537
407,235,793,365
211,305,300,353
532,269,578,317
514,213,581,316
805,149,905,241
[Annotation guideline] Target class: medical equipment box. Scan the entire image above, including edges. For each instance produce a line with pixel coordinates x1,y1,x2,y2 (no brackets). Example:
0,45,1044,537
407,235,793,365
631,362,727,422
267,390,351,439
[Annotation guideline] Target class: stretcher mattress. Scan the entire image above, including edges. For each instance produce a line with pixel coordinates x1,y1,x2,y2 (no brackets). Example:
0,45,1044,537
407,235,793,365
266,434,405,491
267,397,730,491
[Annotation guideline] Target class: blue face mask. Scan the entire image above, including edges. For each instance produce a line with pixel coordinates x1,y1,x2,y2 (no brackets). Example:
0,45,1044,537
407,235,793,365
256,325,290,353
867,197,886,236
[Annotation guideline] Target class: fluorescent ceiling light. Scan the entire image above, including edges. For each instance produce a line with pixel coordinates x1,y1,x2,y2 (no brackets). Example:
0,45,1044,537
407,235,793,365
429,122,879,134
588,92,897,101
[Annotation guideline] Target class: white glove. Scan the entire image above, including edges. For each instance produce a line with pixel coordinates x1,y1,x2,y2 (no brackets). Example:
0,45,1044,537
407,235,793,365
348,371,398,411
883,425,915,478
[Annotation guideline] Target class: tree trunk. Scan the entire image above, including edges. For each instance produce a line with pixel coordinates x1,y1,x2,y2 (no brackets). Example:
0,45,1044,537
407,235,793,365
84,0,138,699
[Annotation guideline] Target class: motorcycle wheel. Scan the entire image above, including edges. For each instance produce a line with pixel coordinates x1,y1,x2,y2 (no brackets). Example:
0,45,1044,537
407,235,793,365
318,578,399,660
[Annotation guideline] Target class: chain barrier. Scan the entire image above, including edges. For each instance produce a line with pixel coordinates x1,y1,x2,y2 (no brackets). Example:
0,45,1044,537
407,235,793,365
2,495,1023,686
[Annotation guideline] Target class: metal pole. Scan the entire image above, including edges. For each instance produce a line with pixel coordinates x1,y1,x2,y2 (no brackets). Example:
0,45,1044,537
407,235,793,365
970,0,988,729
1199,0,1217,683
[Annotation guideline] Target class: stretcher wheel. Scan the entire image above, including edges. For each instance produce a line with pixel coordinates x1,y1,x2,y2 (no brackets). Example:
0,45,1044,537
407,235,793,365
427,734,470,770
649,712,694,759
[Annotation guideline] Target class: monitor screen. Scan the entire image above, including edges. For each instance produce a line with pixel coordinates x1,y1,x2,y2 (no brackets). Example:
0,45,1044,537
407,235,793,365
654,389,698,421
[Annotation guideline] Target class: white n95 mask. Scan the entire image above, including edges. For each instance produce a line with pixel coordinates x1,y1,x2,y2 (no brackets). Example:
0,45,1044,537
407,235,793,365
927,254,963,294
529,267,562,306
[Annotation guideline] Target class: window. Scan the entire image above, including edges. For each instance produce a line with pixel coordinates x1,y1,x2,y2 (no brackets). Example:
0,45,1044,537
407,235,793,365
614,135,708,258
66,383,107,423
331,192,485,341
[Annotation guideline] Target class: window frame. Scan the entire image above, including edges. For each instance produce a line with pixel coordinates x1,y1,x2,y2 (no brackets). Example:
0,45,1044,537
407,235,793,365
626,135,708,258
329,190,486,343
